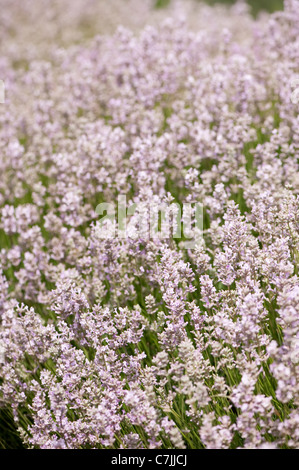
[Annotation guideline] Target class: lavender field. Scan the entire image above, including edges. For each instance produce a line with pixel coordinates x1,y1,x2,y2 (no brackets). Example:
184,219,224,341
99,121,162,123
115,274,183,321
0,0,298,449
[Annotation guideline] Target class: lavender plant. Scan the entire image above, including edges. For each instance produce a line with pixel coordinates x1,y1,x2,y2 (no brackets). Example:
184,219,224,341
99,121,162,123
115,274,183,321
0,0,298,449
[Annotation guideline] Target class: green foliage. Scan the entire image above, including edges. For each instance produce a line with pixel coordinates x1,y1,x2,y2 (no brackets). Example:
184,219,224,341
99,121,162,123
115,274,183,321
155,0,284,16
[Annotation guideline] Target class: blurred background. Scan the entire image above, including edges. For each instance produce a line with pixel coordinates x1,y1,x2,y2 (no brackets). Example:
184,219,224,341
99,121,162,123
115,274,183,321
0,0,287,70
155,0,284,15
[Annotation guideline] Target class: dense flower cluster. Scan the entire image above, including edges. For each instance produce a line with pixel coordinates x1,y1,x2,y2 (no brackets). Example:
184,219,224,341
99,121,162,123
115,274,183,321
0,0,298,449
